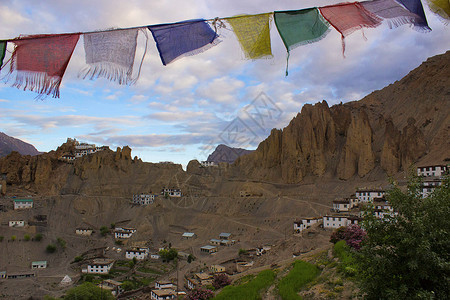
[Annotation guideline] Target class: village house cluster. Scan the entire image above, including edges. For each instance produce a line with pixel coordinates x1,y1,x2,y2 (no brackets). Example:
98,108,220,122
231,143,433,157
59,138,108,162
293,163,448,235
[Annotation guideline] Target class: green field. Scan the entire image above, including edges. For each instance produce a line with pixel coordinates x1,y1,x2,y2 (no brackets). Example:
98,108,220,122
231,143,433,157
277,260,320,300
214,269,276,300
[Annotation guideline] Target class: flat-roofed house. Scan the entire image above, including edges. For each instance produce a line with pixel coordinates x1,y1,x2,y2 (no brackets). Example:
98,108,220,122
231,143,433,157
155,280,176,289
9,220,25,227
14,199,33,210
125,247,149,260
151,288,176,300
219,233,232,239
114,227,136,239
323,215,348,229
75,228,93,236
200,245,217,254
417,165,448,177
293,217,322,233
182,232,196,239
98,279,123,296
332,199,351,212
355,189,385,203
210,264,226,273
132,194,156,205
210,239,221,246
31,261,47,269
84,259,114,274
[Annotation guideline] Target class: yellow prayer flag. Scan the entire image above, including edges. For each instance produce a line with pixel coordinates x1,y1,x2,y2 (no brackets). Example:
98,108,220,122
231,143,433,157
227,13,273,59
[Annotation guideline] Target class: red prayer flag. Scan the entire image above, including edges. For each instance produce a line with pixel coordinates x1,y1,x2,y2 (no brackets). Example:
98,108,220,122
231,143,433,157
319,2,382,56
10,34,80,98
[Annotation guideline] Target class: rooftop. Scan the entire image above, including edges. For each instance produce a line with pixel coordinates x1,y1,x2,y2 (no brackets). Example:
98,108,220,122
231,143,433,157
14,199,33,202
219,233,231,237
152,289,176,296
201,245,217,250
195,273,213,280
91,259,114,265
182,232,196,237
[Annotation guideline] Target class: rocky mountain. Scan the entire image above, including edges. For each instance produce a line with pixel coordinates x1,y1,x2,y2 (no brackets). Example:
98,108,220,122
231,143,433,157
0,132,40,157
233,51,450,183
207,144,254,164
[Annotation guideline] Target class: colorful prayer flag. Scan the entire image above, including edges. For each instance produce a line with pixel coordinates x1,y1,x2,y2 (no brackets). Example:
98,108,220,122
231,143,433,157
0,41,6,69
10,34,79,98
148,19,220,66
426,0,450,24
227,13,273,60
319,3,382,56
362,0,425,29
396,0,431,31
275,8,330,75
82,28,139,84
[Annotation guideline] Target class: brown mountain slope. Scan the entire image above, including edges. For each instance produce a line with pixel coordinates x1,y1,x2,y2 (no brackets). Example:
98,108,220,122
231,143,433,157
233,51,450,183
0,132,40,157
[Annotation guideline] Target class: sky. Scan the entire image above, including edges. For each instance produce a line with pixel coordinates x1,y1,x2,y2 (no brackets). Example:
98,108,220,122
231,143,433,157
0,0,449,168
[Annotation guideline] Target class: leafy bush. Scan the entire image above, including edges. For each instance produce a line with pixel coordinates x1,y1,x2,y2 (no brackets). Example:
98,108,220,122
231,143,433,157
100,226,109,236
215,269,276,300
330,225,366,250
159,248,178,262
64,282,114,300
10,235,16,241
74,256,83,262
277,260,320,300
238,248,247,255
0,236,4,242
213,273,231,289
24,234,31,241
46,244,57,253
187,254,195,263
121,280,136,291
333,241,357,276
57,237,66,249
34,233,43,241
188,287,214,300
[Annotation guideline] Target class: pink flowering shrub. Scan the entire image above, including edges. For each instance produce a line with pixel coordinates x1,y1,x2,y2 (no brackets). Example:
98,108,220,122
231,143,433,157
330,224,366,250
188,287,214,300
212,273,231,289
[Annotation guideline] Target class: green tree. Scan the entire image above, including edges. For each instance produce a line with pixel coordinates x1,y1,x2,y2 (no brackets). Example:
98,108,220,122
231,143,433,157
121,280,135,291
46,244,57,253
10,235,16,241
357,176,449,299
34,233,43,241
0,236,4,242
187,254,195,263
57,237,66,249
24,234,31,241
159,248,178,262
64,282,114,300
100,226,109,236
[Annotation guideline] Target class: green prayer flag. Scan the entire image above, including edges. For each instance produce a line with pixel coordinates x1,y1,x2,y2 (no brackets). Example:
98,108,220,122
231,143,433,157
275,8,330,75
0,41,6,68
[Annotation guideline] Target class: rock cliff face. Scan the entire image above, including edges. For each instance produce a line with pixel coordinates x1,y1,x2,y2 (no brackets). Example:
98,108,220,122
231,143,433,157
0,132,40,157
234,51,450,183
207,144,253,164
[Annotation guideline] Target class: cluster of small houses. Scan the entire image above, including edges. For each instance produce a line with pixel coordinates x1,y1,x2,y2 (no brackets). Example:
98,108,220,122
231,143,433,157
294,164,448,234
132,188,182,205
181,232,236,255
59,138,108,162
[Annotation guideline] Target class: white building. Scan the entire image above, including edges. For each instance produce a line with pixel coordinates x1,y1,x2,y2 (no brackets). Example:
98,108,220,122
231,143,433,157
125,247,149,260
75,228,93,236
155,280,176,289
355,189,385,203
98,279,123,296
162,188,182,197
323,215,361,229
332,199,351,212
114,227,136,239
417,165,448,177
0,271,6,279
219,233,232,239
151,288,176,300
182,232,196,239
9,220,25,227
84,259,114,274
151,254,161,260
13,199,33,210
200,245,218,254
31,261,47,269
293,217,322,233
200,161,217,167
132,194,156,205
421,179,442,198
